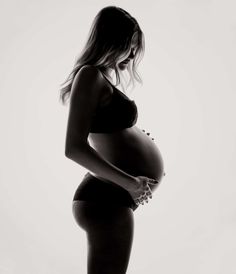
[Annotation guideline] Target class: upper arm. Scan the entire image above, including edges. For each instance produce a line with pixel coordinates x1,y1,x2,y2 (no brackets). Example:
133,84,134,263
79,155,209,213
65,65,104,155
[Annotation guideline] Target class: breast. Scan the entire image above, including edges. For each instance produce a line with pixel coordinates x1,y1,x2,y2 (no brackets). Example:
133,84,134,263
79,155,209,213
90,87,138,133
88,125,165,192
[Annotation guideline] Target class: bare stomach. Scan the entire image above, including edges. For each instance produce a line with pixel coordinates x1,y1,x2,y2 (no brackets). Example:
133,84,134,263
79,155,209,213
88,125,165,192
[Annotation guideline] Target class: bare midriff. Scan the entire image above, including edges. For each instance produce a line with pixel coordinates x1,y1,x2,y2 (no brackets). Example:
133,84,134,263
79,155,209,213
88,125,165,192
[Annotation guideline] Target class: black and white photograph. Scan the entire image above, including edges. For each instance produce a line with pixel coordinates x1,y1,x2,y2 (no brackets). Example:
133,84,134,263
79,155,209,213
1,1,235,273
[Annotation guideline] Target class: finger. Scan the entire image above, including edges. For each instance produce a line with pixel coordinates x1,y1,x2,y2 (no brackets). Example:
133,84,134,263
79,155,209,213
140,194,146,205
145,188,151,195
146,192,152,199
142,189,152,199
144,187,152,198
145,186,152,196
148,179,159,185
141,193,149,204
144,195,149,203
145,185,153,195
143,189,149,198
145,186,150,192
140,197,144,205
134,198,140,205
147,191,152,199
136,197,144,205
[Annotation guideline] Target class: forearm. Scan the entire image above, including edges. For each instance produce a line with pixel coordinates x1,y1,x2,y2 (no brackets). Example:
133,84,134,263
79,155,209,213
65,143,137,191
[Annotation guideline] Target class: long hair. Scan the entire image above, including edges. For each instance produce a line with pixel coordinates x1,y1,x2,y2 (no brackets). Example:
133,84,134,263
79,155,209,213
59,6,145,105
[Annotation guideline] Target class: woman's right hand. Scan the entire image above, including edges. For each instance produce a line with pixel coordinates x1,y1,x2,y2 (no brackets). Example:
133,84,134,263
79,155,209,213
128,176,158,206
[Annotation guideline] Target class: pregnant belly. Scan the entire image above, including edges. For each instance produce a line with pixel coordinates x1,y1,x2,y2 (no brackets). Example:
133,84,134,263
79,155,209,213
89,126,165,192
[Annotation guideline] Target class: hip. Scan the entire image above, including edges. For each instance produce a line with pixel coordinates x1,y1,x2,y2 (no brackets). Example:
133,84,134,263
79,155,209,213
72,172,138,211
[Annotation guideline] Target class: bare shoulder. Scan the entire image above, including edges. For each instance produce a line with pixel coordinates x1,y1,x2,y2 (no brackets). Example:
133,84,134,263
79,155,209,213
74,65,111,93
72,65,112,106
72,65,104,89
79,64,101,76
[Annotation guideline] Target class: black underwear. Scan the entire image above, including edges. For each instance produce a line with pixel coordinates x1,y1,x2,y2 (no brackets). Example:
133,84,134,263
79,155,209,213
73,172,139,211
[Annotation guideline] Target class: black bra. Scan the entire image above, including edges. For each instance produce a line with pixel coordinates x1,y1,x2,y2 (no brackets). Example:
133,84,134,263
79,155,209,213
90,74,138,133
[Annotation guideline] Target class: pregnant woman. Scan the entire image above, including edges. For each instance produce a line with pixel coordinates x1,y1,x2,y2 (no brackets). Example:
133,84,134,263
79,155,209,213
60,6,166,274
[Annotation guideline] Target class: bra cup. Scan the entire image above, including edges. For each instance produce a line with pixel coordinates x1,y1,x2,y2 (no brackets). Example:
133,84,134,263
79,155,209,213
99,90,114,109
90,87,138,133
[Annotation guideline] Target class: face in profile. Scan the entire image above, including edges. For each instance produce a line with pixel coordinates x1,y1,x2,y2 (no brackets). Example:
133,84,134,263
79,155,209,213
117,33,138,70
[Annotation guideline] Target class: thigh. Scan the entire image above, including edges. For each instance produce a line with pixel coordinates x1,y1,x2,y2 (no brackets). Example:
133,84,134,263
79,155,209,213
72,201,134,274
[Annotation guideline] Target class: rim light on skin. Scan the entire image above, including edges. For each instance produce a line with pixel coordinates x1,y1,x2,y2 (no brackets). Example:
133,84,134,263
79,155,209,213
117,33,139,70
59,6,145,105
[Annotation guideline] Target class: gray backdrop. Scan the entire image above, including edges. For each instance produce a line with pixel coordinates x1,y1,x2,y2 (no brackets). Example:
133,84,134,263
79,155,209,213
1,0,235,273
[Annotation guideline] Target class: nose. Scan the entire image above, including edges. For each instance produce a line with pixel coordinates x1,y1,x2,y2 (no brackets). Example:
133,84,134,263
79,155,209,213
128,48,135,59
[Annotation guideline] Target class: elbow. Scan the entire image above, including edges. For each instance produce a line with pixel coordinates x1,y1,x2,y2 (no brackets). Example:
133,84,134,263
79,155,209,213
65,146,73,158
65,143,76,158
65,148,72,158
65,142,88,159
65,146,78,158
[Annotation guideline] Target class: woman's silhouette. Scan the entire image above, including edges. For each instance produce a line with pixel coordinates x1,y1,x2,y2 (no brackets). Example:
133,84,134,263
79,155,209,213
59,6,166,274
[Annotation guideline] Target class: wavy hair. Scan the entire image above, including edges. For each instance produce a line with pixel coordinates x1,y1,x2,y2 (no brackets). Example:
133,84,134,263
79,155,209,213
59,6,145,105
